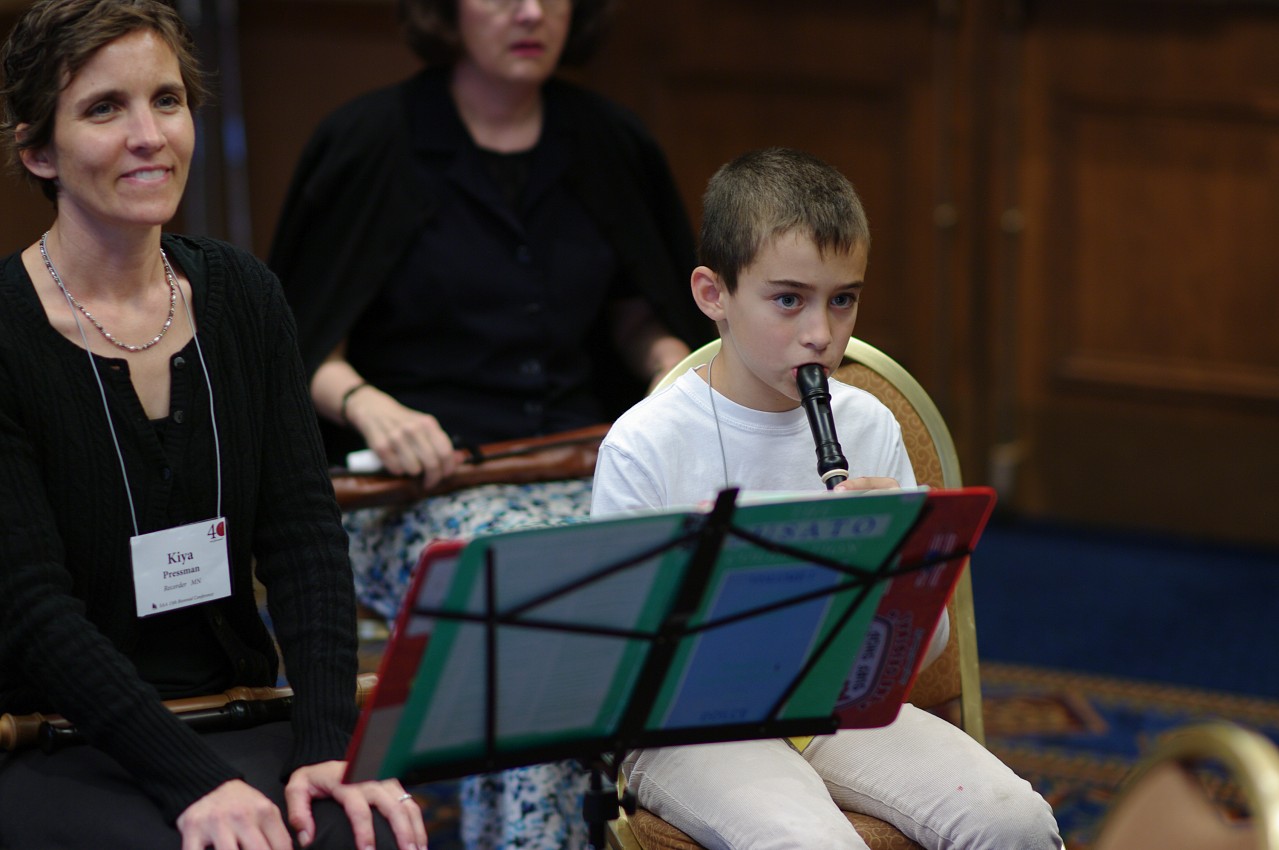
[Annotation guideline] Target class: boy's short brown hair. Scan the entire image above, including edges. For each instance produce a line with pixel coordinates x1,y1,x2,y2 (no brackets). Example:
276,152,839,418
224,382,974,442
699,147,870,292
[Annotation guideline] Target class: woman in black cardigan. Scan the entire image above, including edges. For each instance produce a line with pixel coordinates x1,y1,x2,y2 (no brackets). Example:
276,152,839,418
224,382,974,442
0,2,424,848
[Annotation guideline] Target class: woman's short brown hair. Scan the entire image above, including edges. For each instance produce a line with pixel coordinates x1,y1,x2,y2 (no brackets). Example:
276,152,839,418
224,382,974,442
0,0,209,202
396,0,617,68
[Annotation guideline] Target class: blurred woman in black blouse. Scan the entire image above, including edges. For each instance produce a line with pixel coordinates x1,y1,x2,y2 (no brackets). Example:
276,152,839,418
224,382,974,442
270,0,708,480
269,2,708,848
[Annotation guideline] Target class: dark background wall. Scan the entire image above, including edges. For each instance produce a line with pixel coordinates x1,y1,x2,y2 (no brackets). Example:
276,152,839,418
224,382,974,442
3,0,1277,549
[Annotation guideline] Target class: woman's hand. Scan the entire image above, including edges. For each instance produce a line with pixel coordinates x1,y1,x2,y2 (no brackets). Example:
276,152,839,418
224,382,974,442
285,761,427,850
177,779,293,850
343,386,459,487
312,351,459,487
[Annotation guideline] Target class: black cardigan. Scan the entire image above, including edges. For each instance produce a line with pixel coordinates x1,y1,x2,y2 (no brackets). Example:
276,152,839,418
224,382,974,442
269,69,712,427
0,236,358,822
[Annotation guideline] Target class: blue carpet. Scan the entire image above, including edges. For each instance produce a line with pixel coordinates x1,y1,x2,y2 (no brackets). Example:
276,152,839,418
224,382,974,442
970,517,1279,699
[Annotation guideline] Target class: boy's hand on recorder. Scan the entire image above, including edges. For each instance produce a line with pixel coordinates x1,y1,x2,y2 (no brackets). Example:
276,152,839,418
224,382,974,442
833,477,900,494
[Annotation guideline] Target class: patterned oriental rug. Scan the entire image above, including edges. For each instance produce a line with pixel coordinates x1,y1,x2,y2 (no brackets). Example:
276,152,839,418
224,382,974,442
400,660,1279,850
979,661,1279,850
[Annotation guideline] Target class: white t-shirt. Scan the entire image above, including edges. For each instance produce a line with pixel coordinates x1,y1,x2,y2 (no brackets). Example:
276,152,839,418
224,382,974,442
591,368,916,517
591,367,948,676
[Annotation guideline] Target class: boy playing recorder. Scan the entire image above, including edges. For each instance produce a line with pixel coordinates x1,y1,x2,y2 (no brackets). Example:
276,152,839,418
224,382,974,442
591,148,1062,850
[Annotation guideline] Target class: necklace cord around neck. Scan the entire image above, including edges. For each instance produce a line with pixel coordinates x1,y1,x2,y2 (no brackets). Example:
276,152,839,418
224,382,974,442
707,353,731,489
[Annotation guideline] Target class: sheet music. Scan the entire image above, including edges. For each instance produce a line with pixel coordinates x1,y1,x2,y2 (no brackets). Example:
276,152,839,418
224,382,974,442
386,514,690,770
653,563,843,728
647,490,923,728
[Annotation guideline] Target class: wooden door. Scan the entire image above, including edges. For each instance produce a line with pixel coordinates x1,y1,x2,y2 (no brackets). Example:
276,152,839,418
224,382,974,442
997,1,1279,545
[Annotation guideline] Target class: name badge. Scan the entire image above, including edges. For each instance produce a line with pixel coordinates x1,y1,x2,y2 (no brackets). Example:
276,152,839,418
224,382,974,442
131,518,233,617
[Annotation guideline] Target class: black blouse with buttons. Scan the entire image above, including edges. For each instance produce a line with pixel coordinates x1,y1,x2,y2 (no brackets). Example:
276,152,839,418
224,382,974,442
345,100,633,448
132,350,234,698
272,69,712,463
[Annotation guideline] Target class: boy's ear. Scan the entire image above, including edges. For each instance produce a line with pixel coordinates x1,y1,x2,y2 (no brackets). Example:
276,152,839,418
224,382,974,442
16,126,56,180
690,266,728,321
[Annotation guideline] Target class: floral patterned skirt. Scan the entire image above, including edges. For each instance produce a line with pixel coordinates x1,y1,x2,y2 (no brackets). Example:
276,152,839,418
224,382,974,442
343,478,595,850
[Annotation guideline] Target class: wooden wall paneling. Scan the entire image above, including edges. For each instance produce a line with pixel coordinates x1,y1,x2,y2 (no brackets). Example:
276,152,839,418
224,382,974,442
0,9,54,253
975,0,1033,500
0,143,48,253
923,0,1014,494
237,1,417,258
928,0,979,482
1009,1,1279,545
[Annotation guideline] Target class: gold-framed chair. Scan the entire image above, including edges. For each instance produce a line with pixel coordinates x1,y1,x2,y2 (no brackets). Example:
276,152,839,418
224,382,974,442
609,337,983,850
1092,721,1279,850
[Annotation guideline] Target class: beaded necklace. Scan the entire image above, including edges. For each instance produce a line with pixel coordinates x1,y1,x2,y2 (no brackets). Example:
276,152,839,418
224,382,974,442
39,231,178,353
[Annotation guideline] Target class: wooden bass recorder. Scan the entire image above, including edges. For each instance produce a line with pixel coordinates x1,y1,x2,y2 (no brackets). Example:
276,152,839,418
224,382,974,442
0,673,378,754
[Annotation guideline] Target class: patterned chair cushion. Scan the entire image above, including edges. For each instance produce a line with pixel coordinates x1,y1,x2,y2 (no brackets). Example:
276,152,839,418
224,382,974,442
629,807,925,850
833,362,945,491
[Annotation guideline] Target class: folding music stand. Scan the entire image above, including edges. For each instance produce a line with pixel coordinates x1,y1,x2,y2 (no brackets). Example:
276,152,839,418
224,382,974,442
345,485,996,849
